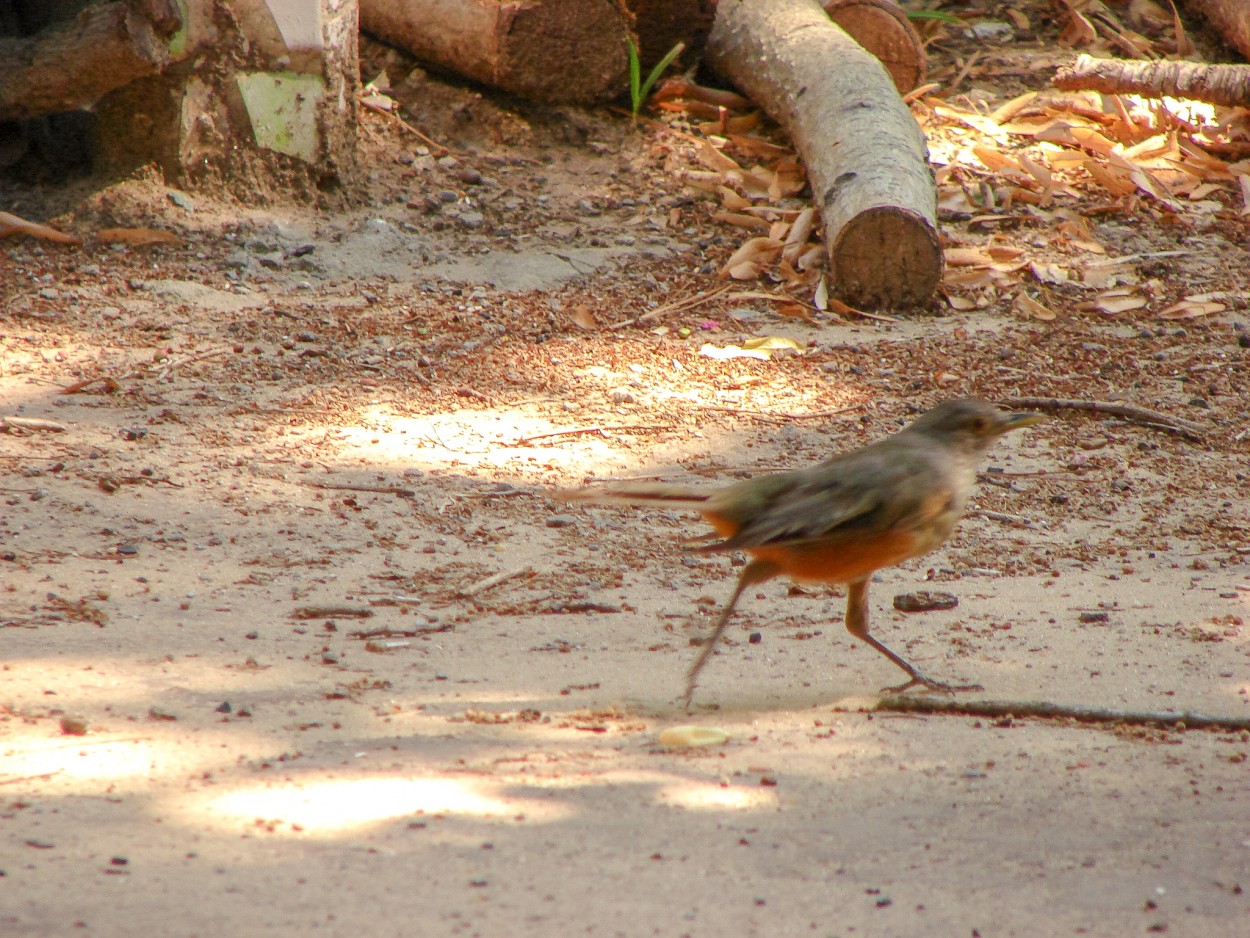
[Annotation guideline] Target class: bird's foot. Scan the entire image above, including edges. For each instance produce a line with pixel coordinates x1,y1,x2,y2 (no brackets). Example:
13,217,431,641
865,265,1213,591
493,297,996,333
881,673,983,695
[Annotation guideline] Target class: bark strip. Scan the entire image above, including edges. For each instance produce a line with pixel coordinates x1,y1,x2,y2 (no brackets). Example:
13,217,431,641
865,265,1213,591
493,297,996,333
1054,53,1250,107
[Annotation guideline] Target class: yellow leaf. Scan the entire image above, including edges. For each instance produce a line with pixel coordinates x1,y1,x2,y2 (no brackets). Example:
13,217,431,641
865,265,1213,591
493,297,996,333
742,335,804,352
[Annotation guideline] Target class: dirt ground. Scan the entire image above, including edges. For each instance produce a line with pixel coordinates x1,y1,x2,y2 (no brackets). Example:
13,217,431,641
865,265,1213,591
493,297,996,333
4,9,1250,938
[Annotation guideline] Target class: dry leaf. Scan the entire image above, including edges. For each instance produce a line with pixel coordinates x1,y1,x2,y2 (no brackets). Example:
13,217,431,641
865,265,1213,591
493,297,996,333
945,247,994,267
987,245,1025,262
98,228,182,246
696,113,760,136
974,146,1020,172
813,275,828,311
781,207,816,263
712,211,772,231
1091,289,1148,315
1157,299,1225,319
0,211,81,245
943,268,997,289
718,186,752,211
726,134,791,160
569,305,597,330
695,139,741,174
1004,8,1031,31
718,237,783,280
795,244,824,271
1030,262,1069,284
776,304,814,322
989,91,1038,125
1083,159,1136,197
1017,292,1057,321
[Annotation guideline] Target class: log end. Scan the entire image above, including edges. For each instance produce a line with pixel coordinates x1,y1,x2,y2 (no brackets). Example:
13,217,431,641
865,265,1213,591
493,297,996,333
829,206,942,308
823,0,926,94
499,0,632,104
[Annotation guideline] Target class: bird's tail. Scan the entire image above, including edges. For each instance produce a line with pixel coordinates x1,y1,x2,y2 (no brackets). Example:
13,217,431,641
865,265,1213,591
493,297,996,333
553,482,714,510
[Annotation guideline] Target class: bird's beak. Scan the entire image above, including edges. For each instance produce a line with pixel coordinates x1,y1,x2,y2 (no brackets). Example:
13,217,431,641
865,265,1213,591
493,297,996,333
997,411,1046,432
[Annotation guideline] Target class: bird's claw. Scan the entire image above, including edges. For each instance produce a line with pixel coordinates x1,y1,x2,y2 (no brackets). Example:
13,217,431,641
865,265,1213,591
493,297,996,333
881,674,983,695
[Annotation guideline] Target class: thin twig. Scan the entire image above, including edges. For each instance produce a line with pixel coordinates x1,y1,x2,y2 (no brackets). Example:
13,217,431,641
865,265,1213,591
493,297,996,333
349,624,453,639
291,605,374,620
0,771,62,786
1000,396,1205,439
608,285,733,330
511,424,678,445
61,348,232,394
303,481,415,497
700,404,862,422
459,566,533,598
870,695,1250,731
975,509,1047,529
361,97,453,156
0,416,66,433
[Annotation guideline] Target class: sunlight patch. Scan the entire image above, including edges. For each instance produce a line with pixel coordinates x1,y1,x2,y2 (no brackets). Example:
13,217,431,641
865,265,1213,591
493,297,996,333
185,775,571,835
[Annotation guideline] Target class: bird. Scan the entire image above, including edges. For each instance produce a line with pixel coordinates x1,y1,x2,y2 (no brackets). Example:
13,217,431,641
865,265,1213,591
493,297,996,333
557,398,1044,706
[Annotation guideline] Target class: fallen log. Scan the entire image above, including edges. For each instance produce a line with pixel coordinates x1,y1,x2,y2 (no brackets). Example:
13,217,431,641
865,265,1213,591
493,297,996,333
0,0,182,122
1181,0,1250,62
706,0,941,308
360,0,632,105
1054,53,1250,107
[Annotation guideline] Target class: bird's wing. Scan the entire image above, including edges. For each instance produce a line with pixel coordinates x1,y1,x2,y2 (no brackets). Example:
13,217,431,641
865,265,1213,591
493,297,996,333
698,443,942,552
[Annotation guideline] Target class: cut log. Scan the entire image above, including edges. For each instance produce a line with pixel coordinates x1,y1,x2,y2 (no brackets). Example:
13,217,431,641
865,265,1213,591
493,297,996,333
626,0,716,70
1181,0,1250,62
0,0,182,122
361,0,631,105
706,0,941,308
1054,53,1250,107
823,0,925,94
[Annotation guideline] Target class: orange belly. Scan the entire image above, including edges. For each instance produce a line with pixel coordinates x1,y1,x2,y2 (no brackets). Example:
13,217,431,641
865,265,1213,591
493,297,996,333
742,529,925,585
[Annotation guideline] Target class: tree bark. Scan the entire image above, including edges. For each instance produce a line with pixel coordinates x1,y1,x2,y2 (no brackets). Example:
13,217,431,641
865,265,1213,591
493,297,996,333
706,0,941,308
0,0,182,121
823,0,925,94
361,0,632,104
1054,53,1250,107
1182,0,1250,62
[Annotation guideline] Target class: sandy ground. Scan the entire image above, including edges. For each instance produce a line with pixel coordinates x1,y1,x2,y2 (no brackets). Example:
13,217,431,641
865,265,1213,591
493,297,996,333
5,22,1250,938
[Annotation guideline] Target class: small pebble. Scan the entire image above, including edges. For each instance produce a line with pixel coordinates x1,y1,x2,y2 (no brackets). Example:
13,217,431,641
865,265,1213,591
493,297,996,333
893,591,959,612
59,716,88,736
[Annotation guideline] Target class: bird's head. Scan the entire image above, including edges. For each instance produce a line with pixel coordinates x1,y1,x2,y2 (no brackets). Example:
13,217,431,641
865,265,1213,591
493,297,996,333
906,399,1045,452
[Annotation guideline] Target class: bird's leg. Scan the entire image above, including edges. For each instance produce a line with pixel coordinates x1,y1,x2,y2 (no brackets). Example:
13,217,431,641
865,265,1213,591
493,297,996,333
843,579,983,694
682,559,779,709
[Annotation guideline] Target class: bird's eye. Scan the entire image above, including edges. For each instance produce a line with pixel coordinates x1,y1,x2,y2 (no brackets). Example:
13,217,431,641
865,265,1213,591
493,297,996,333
971,416,988,433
